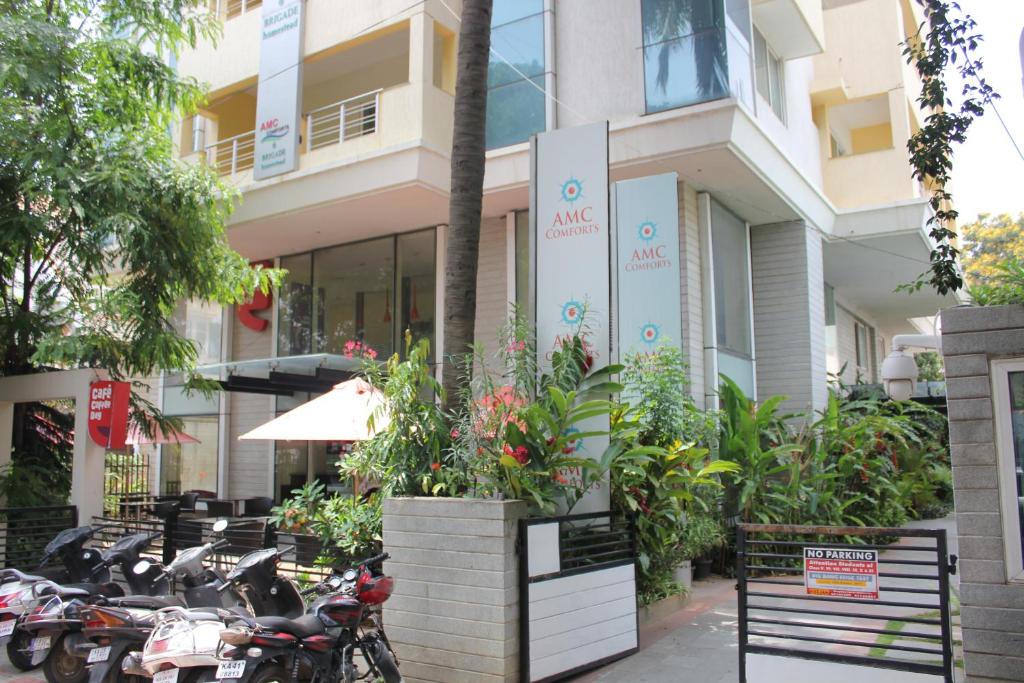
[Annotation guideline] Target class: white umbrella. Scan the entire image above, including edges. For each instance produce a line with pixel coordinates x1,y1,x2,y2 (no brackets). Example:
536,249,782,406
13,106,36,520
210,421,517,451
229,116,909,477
239,378,389,442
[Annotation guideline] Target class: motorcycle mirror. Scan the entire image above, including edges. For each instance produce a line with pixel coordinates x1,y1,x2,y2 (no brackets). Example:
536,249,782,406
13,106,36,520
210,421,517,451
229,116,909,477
133,560,152,576
212,519,228,533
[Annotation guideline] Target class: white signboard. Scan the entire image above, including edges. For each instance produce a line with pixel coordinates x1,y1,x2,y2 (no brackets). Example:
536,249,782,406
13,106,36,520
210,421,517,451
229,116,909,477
532,122,610,513
254,0,304,180
614,173,682,359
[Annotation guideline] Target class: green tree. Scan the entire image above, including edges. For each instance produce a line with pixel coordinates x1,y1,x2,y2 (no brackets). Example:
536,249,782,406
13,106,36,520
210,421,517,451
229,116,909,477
960,212,1024,286
0,0,278,498
915,351,944,382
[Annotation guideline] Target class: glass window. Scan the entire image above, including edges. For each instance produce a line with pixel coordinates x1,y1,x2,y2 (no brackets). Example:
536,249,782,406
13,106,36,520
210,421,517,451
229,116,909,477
160,416,219,496
1005,370,1024,569
278,253,313,356
642,0,729,113
711,200,751,358
993,361,1024,581
486,0,546,149
753,27,785,121
397,230,437,353
313,237,395,359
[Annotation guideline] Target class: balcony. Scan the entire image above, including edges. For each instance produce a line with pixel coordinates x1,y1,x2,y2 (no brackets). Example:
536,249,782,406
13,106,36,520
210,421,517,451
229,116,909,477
750,0,824,59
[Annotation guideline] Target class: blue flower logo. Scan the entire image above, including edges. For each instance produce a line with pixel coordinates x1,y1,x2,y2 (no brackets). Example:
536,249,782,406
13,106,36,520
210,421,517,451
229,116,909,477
560,178,583,203
638,220,657,242
640,323,660,345
561,300,583,325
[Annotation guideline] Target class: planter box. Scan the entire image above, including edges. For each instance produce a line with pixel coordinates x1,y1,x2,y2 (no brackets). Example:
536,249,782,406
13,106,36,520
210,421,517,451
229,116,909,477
382,497,528,683
639,592,689,626
673,560,692,590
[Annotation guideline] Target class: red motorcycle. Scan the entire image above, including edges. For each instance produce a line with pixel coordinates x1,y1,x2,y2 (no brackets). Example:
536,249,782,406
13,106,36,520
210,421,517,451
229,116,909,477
209,552,400,683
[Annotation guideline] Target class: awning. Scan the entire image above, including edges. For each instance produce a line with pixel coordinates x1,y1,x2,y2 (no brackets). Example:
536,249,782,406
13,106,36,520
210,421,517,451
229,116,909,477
239,378,388,441
189,353,366,396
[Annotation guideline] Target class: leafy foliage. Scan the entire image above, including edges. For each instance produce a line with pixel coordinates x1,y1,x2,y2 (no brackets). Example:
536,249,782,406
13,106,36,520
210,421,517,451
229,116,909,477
961,212,1024,286
269,481,382,562
900,0,997,295
966,257,1024,306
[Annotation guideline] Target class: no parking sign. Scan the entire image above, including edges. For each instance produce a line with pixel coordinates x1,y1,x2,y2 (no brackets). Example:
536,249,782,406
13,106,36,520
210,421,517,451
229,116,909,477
804,547,879,599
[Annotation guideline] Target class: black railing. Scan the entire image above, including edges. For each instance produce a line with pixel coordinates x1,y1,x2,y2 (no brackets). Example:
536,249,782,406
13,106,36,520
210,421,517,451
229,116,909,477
736,523,957,683
0,505,78,569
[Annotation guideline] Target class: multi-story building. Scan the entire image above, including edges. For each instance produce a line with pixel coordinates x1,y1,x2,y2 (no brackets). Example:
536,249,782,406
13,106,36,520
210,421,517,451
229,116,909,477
158,0,960,502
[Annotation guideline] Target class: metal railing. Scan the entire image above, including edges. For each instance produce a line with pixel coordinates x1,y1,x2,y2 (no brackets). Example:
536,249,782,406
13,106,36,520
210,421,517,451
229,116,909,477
305,89,381,153
218,0,262,20
205,130,256,177
0,506,78,569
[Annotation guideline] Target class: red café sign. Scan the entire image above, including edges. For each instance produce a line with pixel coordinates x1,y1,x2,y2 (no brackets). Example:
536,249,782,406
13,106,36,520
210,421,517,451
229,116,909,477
87,381,131,449
238,260,273,332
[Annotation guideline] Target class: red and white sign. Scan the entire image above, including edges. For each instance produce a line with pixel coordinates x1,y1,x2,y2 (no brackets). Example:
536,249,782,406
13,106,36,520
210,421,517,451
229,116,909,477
238,260,273,332
804,547,879,599
87,381,131,449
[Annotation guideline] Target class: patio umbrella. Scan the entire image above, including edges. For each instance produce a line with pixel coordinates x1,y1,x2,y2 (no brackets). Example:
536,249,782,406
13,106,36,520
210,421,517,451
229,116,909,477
239,378,388,442
126,418,200,445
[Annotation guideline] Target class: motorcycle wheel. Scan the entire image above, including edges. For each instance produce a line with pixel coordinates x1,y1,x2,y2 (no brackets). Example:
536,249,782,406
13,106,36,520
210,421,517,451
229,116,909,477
248,663,289,683
366,640,402,683
6,630,39,671
43,635,87,683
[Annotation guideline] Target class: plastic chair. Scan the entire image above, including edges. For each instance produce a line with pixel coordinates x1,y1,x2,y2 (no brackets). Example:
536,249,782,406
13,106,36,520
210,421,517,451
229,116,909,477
244,497,274,517
205,500,234,517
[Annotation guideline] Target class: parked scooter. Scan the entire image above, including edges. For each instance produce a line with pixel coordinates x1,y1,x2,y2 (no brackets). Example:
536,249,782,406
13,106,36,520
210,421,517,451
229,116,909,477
211,552,400,683
127,546,305,683
0,526,111,670
77,519,247,683
18,531,162,683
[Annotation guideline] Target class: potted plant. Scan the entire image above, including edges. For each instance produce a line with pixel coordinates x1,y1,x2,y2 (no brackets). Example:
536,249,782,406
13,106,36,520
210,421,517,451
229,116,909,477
270,481,329,566
684,514,726,580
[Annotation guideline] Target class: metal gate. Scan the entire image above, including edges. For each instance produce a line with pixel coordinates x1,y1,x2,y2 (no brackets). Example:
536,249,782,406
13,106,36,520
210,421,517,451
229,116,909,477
519,511,638,682
736,523,957,682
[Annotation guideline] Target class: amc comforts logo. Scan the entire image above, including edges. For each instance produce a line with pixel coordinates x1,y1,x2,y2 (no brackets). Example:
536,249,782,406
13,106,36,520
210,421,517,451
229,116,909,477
625,219,672,272
545,177,600,240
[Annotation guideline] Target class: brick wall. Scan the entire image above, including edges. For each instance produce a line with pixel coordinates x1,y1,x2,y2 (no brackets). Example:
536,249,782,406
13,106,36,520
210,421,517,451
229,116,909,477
227,308,274,499
678,182,705,407
940,304,1024,683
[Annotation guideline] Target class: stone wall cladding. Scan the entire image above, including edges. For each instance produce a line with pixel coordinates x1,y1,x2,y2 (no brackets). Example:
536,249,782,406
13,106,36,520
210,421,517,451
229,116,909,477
382,497,527,683
940,304,1024,682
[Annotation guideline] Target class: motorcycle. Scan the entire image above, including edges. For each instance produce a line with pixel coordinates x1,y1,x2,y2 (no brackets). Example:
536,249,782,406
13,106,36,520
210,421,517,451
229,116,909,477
18,531,163,683
210,552,401,683
78,519,247,683
1,526,111,671
128,546,305,683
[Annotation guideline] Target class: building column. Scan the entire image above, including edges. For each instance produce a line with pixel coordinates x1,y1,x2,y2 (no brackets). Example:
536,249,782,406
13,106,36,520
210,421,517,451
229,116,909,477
749,221,828,414
408,11,435,86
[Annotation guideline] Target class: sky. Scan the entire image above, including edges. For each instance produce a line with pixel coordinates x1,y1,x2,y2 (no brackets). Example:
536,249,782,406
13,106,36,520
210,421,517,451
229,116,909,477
948,0,1024,223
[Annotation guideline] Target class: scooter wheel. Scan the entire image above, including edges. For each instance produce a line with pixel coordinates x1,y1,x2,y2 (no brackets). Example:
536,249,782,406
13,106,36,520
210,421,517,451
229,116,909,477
6,630,38,671
42,635,87,683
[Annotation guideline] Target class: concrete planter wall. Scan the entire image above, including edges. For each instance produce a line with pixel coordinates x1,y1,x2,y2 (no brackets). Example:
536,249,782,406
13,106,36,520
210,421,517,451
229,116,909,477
382,497,528,683
940,304,1024,683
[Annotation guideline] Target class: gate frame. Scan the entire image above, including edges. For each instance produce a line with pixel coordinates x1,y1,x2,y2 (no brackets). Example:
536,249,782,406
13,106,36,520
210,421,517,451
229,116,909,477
736,523,956,683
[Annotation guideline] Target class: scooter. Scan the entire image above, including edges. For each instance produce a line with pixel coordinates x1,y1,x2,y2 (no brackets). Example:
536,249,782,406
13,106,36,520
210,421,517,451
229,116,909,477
126,546,305,683
18,531,163,683
211,552,401,683
0,525,110,670
78,519,247,683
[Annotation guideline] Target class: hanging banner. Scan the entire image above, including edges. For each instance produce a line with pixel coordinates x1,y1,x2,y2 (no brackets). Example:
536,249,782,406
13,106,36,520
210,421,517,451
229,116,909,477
253,0,305,180
614,173,682,359
88,381,131,449
532,121,610,514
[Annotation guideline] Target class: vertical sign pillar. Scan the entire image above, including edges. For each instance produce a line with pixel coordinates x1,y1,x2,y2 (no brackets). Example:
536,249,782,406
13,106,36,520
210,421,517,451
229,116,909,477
532,122,610,514
614,173,682,360
254,0,305,180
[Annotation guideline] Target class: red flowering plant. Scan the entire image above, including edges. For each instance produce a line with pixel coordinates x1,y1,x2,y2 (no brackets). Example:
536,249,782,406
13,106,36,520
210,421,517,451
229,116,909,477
341,339,378,361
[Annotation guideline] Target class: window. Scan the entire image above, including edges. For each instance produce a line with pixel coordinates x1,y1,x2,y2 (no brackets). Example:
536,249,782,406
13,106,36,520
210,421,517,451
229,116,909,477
276,229,437,361
753,27,785,121
160,416,219,496
992,360,1024,581
486,0,545,149
709,198,754,396
642,0,729,113
272,393,357,502
854,321,876,380
824,284,836,326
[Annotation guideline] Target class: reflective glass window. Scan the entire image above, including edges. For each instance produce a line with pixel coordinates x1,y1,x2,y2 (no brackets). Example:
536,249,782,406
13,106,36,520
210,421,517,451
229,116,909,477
278,253,313,356
160,416,218,496
397,230,437,354
486,0,546,149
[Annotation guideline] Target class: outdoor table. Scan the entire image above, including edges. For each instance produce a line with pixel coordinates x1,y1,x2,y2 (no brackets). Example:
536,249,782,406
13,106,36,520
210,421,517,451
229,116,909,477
197,498,248,517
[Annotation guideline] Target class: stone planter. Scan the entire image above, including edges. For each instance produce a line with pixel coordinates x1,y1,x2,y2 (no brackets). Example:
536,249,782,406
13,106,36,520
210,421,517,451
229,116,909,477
382,497,527,683
639,592,689,626
673,560,692,590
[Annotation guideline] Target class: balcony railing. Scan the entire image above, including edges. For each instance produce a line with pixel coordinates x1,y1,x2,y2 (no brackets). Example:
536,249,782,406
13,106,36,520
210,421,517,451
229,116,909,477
306,89,381,153
205,130,256,176
217,0,261,20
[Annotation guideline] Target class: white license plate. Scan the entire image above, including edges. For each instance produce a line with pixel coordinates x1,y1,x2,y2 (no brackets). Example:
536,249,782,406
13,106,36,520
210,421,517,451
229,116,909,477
153,668,179,683
30,636,51,652
87,646,111,663
216,660,245,679
0,621,15,637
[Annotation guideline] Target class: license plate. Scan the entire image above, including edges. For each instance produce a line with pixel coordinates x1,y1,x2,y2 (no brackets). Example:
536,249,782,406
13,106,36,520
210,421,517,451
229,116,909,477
153,668,179,683
0,621,15,637
30,636,51,652
87,646,111,663
216,661,245,679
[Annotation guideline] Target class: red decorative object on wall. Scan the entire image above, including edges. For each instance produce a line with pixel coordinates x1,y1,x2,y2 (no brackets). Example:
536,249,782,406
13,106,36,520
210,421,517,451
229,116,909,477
87,380,131,449
238,260,273,332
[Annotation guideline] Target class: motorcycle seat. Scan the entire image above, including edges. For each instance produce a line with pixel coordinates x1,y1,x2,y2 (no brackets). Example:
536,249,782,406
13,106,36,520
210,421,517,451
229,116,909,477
106,595,185,610
46,583,125,599
0,569,45,584
254,614,325,639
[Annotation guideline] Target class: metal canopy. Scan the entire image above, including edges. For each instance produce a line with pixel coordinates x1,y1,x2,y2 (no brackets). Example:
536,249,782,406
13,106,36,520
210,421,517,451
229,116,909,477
194,354,365,396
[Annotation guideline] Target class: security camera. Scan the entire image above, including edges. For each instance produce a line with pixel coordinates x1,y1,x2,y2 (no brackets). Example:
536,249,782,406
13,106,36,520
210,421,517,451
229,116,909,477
880,334,941,401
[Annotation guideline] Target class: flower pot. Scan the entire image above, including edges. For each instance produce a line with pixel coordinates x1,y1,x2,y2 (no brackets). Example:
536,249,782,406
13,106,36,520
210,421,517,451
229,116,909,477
673,560,692,590
693,557,713,580
291,533,322,566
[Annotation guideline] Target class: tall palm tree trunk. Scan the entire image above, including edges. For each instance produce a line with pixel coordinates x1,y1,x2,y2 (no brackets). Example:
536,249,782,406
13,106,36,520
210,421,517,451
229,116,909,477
442,0,493,406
